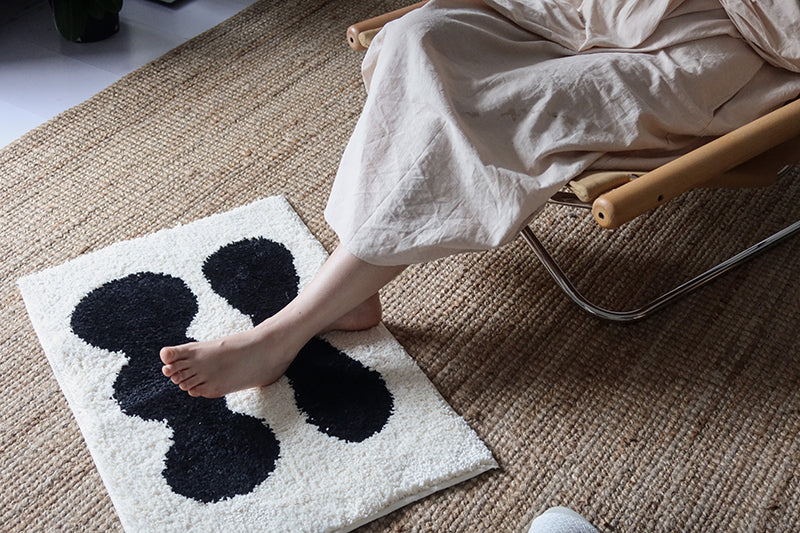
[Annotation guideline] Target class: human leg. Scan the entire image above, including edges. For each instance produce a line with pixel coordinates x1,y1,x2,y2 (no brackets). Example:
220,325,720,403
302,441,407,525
160,245,406,398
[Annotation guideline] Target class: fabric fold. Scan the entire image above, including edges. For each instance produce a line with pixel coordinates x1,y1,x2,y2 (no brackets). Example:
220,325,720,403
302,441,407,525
325,0,800,265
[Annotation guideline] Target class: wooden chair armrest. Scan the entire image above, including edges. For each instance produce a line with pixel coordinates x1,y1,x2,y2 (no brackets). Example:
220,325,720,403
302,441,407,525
347,1,428,50
592,98,800,229
703,134,800,188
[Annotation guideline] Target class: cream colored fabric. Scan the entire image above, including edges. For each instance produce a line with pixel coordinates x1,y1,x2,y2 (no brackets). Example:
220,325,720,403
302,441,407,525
325,0,800,265
718,0,800,73
483,0,725,52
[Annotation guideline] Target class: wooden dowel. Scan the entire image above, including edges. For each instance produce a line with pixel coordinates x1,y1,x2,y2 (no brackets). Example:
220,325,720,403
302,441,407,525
703,135,800,189
346,1,429,51
593,98,800,228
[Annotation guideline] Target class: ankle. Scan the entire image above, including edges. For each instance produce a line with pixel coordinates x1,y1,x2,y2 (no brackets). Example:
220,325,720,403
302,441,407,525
325,294,382,332
253,314,315,356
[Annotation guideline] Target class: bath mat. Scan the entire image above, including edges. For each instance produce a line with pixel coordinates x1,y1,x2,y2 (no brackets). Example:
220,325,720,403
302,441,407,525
17,196,496,532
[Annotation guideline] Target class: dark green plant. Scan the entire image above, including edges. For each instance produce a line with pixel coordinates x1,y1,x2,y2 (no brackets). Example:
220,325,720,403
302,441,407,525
50,0,123,42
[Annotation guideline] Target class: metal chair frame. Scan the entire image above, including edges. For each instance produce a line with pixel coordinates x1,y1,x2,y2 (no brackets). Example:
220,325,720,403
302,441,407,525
520,176,800,323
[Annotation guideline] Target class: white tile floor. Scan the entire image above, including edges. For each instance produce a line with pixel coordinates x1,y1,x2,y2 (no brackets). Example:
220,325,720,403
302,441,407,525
0,0,259,149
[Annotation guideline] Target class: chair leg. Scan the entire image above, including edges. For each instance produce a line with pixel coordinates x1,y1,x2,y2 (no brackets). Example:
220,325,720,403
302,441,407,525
519,220,800,323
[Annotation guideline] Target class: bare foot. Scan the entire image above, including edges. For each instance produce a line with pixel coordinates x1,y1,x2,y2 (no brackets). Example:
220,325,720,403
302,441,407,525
160,324,297,398
160,295,382,398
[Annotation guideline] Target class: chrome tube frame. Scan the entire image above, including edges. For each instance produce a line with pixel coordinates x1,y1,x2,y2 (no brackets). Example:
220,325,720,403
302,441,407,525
520,219,800,323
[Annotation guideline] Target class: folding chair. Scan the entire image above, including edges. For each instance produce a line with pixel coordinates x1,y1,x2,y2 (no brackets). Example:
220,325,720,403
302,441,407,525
346,4,800,322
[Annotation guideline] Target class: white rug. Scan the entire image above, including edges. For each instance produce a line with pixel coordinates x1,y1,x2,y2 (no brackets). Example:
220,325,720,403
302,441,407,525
18,196,496,532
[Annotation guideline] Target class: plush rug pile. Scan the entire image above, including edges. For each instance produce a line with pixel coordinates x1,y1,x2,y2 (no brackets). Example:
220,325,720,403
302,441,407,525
17,196,495,532
2,0,799,531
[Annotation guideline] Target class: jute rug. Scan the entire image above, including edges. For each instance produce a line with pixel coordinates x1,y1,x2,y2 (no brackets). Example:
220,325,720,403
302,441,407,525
17,196,495,531
2,0,799,531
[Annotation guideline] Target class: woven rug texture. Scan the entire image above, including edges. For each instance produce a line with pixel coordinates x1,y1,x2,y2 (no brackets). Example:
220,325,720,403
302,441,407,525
2,0,799,531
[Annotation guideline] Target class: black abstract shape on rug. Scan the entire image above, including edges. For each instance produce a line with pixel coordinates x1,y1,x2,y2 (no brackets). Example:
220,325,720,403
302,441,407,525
203,237,394,442
70,272,280,504
201,236,300,319
287,337,395,442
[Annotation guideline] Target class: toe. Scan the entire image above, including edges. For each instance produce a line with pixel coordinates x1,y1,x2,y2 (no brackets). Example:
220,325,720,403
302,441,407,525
173,370,197,385
188,383,223,399
160,346,177,364
181,375,203,391
166,362,194,382
162,363,185,378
